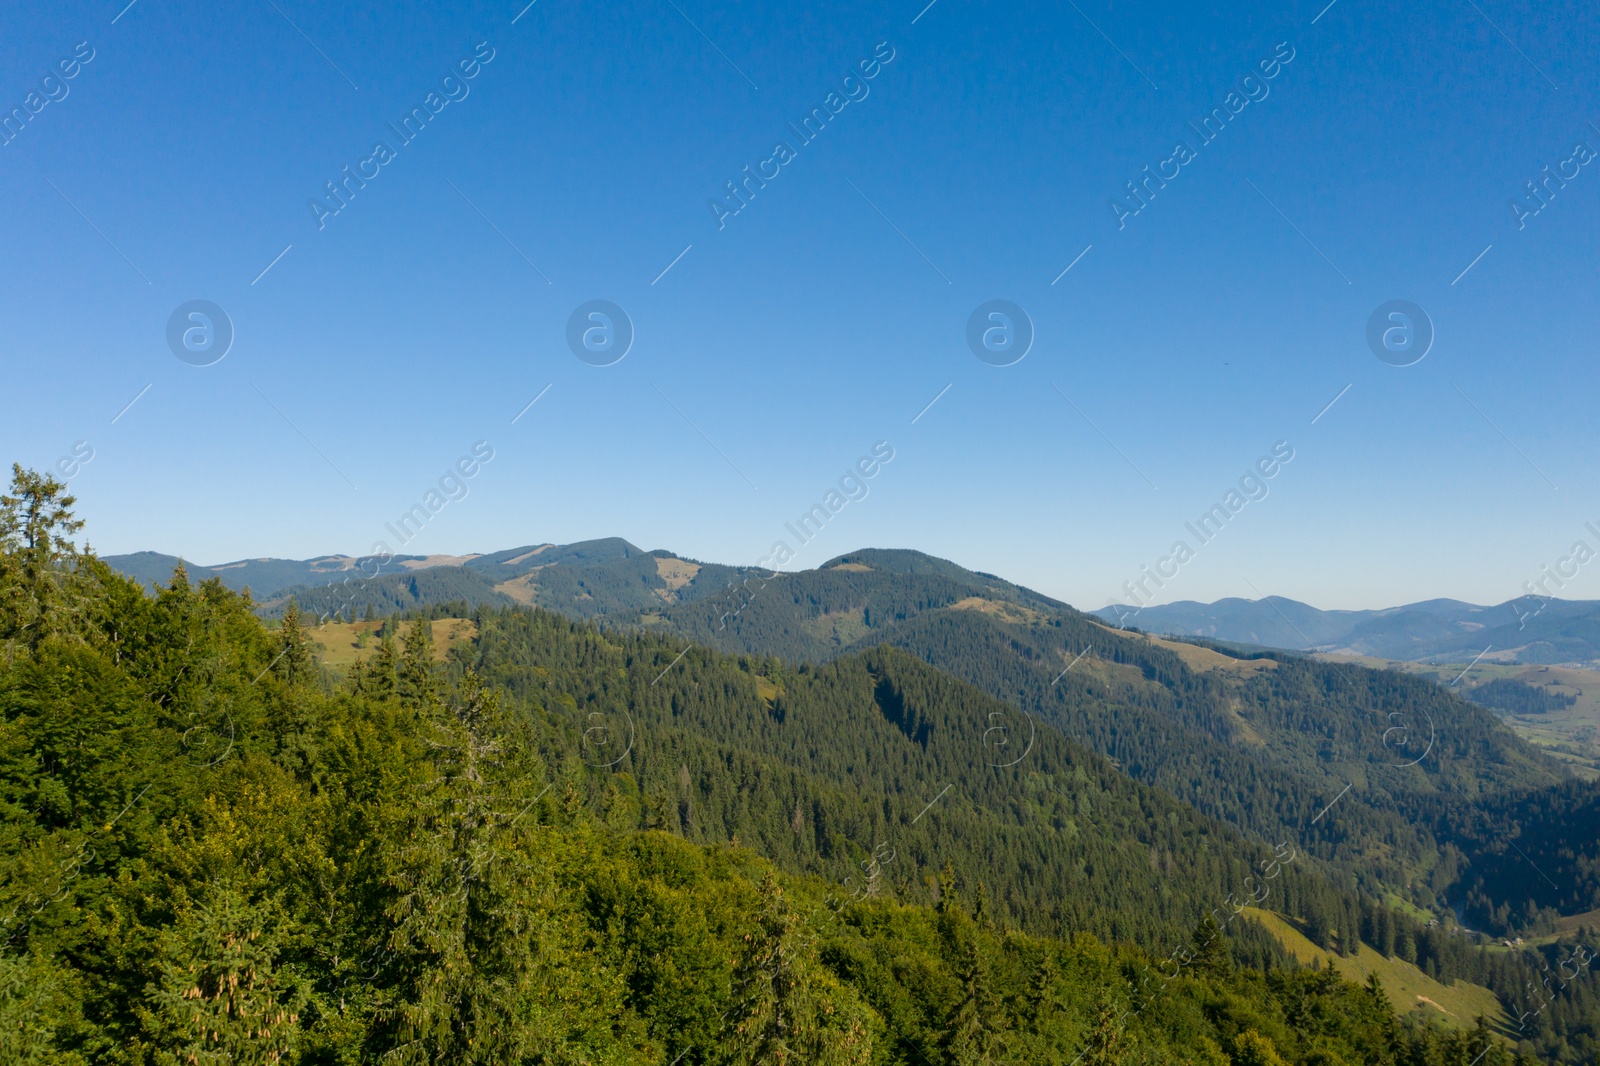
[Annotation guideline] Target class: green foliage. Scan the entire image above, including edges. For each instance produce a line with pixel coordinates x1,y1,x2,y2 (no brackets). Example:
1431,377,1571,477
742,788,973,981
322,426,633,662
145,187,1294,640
721,873,875,1065
1465,677,1577,715
398,617,436,709
142,884,311,1065
4,473,1596,1064
0,464,87,652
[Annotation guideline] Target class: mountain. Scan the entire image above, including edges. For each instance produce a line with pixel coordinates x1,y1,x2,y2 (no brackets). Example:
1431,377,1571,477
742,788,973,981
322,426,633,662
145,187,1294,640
619,551,1587,921
32,496,1600,1059
7,542,1561,1064
107,538,749,621
1090,595,1600,665
103,548,489,599
110,544,1598,939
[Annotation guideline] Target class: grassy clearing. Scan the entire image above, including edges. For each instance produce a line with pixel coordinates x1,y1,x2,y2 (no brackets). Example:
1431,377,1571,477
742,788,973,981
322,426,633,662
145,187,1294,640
310,618,477,669
947,596,1049,626
654,557,702,589
1244,907,1508,1032
1148,635,1279,675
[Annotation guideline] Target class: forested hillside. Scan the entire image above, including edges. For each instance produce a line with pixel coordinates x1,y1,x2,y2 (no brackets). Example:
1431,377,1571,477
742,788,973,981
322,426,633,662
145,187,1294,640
64,477,1600,1060
628,551,1587,922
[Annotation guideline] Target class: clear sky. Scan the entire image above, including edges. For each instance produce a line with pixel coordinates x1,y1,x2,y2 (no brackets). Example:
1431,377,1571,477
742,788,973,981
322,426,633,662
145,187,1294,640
2,0,1596,612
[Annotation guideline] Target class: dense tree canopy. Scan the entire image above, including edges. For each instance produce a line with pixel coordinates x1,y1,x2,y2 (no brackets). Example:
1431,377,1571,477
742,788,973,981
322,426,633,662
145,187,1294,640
3,469,1595,1063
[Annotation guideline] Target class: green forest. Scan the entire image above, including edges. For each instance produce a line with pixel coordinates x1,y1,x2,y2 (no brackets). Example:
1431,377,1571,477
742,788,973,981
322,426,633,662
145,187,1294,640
5,466,1598,1063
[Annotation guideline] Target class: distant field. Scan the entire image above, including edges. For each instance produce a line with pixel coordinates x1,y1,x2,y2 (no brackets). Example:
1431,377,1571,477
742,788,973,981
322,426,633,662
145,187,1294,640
1146,635,1278,676
1321,653,1600,778
310,618,477,669
1244,908,1509,1032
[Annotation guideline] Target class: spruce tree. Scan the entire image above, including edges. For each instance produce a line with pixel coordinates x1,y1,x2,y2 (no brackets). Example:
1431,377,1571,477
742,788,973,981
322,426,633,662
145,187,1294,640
1025,953,1061,1032
377,670,605,1063
1190,914,1233,979
147,885,311,1064
722,873,874,1066
274,601,314,686
973,881,993,931
939,938,1003,1066
0,464,86,649
936,862,960,916
1077,995,1127,1065
400,617,436,707
368,631,400,700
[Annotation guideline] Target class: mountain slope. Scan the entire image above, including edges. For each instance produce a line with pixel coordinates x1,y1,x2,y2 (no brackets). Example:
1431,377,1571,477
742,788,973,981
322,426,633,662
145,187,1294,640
623,551,1576,924
108,542,1589,933
464,604,1318,952
6,563,1542,1065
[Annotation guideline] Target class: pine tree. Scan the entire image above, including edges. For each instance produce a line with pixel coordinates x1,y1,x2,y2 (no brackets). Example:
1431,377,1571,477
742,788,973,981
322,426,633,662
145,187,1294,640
274,601,314,686
1190,914,1233,978
399,617,436,707
0,464,86,649
367,631,400,700
939,938,1004,1066
722,873,874,1065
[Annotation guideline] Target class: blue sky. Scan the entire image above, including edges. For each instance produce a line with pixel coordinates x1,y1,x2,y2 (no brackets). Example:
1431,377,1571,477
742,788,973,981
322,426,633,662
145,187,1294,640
2,0,1596,611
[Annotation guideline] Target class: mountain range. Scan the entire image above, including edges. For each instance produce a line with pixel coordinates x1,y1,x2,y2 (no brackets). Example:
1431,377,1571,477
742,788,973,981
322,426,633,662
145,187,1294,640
78,536,1600,1059
106,543,1600,666
1090,595,1600,666
105,539,1599,928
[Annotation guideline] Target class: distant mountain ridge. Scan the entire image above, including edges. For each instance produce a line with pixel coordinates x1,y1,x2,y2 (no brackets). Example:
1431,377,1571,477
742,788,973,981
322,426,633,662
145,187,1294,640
1090,595,1600,665
105,538,760,622
105,540,1600,935
109,546,1600,665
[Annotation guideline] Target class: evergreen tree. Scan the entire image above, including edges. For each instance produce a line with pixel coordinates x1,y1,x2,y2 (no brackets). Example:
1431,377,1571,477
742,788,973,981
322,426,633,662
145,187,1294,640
374,670,605,1063
1025,953,1061,1031
973,881,993,931
273,601,315,687
721,873,874,1065
1077,995,1127,1065
400,617,436,707
939,937,1004,1066
645,779,677,833
0,464,85,649
1306,908,1333,951
366,631,400,700
936,862,960,916
1190,913,1233,979
147,884,311,1065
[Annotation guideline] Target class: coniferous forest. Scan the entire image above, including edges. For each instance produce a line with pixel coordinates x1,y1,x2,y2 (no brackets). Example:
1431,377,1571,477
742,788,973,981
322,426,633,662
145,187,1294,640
4,466,1599,1063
